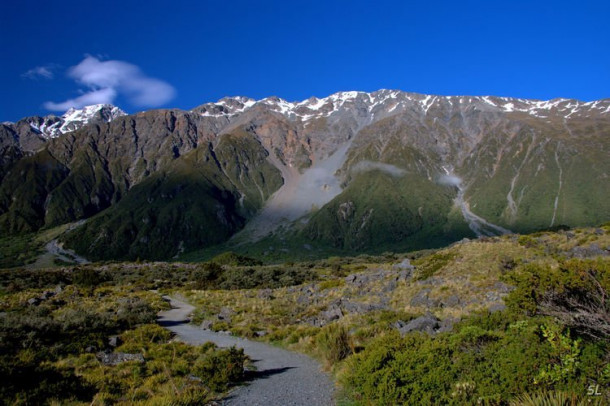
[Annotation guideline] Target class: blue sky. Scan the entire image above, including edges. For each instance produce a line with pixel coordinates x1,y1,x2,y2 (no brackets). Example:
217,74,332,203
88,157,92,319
1,0,608,121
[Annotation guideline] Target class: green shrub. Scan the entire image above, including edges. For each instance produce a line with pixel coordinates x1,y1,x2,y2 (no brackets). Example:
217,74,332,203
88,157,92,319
212,251,262,266
192,262,223,289
118,324,172,352
503,258,610,338
316,323,353,366
72,267,107,287
192,346,246,391
342,313,606,405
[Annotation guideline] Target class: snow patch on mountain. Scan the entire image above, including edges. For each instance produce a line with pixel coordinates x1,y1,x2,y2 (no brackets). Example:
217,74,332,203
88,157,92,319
27,104,126,139
195,91,609,134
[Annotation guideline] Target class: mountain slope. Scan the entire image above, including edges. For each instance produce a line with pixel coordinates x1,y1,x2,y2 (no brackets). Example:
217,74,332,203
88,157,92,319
62,129,283,260
0,104,126,182
1,91,609,261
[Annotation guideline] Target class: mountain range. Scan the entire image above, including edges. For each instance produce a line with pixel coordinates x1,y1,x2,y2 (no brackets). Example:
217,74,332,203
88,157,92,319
1,91,609,261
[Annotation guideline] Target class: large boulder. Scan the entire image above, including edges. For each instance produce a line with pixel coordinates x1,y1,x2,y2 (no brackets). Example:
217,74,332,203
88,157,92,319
394,313,440,335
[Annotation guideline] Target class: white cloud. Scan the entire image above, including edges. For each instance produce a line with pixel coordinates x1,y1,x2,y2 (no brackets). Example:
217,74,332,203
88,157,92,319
44,56,176,111
44,88,117,111
352,160,407,177
437,174,462,186
22,65,55,80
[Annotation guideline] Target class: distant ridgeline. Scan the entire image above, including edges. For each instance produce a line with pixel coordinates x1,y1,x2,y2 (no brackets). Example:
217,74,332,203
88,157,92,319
1,91,609,261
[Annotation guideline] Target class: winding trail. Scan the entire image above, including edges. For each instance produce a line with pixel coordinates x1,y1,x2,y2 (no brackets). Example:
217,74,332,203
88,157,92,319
157,296,335,405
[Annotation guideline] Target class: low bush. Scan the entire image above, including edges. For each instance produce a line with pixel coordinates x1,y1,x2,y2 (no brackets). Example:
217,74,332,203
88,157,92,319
212,251,262,266
316,323,353,366
342,316,607,405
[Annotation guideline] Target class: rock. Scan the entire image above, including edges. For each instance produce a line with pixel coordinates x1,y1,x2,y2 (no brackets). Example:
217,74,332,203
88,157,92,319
341,300,387,315
394,314,457,335
187,374,202,382
436,317,458,333
27,297,40,306
85,346,96,353
393,320,407,330
569,243,609,258
296,295,312,305
410,289,440,308
257,289,273,300
394,313,440,335
27,290,58,306
200,320,213,330
382,280,397,293
493,281,514,294
108,336,121,347
441,295,461,308
393,258,415,273
397,270,412,282
488,303,507,313
416,276,445,286
40,290,55,300
304,317,325,327
344,270,391,289
304,302,345,327
594,228,604,235
255,330,267,337
321,304,343,322
337,201,355,221
344,274,358,284
96,352,145,366
217,307,234,323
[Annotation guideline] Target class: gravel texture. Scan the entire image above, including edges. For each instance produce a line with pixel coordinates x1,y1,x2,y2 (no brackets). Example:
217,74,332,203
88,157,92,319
158,296,335,405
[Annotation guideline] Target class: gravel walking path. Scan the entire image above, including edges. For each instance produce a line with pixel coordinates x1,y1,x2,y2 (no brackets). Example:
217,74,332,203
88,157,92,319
158,296,335,405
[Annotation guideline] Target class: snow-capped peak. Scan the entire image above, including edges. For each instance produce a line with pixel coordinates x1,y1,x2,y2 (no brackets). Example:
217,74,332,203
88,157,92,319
62,104,125,123
194,90,609,123
27,104,126,139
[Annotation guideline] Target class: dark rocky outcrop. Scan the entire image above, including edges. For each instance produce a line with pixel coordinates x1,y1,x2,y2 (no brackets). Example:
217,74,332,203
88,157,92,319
393,313,458,335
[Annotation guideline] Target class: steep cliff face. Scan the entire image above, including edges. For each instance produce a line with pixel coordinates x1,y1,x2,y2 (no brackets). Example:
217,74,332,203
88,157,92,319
1,91,608,260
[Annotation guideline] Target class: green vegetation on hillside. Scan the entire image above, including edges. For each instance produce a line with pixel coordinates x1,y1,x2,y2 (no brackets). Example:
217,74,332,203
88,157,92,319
0,270,247,405
60,131,283,261
303,170,472,252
